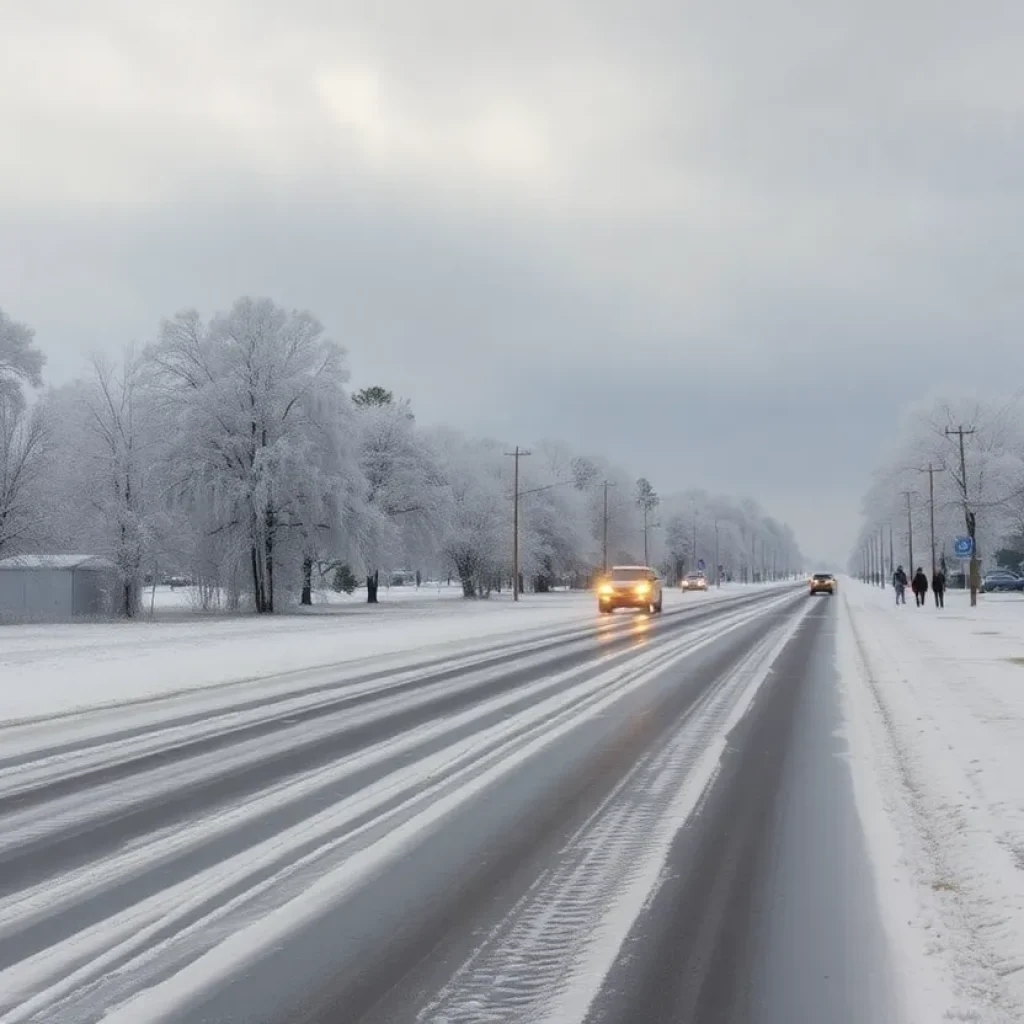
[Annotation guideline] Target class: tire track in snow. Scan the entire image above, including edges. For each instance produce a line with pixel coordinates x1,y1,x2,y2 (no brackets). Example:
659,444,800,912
417,599,813,1024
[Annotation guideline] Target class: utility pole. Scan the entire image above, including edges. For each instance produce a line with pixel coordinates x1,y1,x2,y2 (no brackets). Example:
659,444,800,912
889,522,894,583
917,463,944,575
504,446,531,601
945,425,978,605
879,524,885,587
901,490,914,576
715,519,720,587
601,480,616,575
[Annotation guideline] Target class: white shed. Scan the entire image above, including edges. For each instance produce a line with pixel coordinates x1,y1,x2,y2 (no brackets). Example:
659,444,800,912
0,555,119,622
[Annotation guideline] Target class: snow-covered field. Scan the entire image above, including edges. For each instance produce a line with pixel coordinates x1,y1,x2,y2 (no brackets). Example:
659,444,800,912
144,581,466,614
0,584,778,723
838,580,1024,1024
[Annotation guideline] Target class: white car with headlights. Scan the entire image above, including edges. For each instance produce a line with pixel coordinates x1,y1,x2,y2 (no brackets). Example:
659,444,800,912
597,565,663,614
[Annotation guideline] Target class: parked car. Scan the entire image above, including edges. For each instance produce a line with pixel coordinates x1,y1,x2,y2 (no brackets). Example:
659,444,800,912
980,570,1024,593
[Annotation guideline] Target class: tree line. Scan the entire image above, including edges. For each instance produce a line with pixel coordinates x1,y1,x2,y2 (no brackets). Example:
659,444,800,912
1,298,804,615
851,395,1024,581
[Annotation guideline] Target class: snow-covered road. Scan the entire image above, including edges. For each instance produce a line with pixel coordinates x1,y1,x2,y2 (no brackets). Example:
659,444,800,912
0,585,899,1023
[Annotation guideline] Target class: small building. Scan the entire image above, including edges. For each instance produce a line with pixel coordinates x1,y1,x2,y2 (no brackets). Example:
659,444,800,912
0,555,119,622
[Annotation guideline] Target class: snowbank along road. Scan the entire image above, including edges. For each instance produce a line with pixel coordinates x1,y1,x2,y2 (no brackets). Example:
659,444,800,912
0,585,897,1023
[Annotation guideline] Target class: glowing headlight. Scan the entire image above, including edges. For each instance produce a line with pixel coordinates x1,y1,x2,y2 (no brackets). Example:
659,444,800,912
599,583,613,596
635,583,650,596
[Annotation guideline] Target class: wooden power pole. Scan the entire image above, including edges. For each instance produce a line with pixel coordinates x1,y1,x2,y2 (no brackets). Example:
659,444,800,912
505,446,531,601
945,425,978,605
901,490,914,576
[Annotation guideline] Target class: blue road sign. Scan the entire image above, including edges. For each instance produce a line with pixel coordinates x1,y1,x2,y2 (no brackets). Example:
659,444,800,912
697,558,706,570
953,536,974,558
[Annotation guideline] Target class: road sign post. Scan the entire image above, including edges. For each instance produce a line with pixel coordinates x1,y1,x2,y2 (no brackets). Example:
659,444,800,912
953,536,974,559
953,537,974,589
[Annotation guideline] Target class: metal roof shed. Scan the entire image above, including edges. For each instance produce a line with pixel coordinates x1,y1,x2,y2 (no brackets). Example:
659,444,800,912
0,555,119,622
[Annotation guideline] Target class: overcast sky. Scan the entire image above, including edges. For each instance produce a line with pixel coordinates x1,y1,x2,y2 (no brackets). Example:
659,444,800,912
3,0,1022,564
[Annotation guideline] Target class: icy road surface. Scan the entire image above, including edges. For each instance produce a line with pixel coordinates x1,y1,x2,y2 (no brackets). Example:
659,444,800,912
0,587,899,1023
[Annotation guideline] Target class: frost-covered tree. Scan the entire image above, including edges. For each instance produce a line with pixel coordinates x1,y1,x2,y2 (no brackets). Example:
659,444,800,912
0,398,49,557
0,308,45,408
430,428,509,598
0,309,49,557
635,477,660,565
517,440,594,591
149,298,362,613
35,354,163,616
354,391,441,602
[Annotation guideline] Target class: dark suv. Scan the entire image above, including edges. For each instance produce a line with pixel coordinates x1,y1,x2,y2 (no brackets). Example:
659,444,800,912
598,565,663,614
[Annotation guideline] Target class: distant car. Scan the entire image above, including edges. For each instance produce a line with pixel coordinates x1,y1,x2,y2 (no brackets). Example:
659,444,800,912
980,570,1024,593
809,572,836,596
598,565,663,614
680,572,708,592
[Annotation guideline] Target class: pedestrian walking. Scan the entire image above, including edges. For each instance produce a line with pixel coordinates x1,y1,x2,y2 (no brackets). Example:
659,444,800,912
893,565,908,605
932,567,946,608
912,567,929,607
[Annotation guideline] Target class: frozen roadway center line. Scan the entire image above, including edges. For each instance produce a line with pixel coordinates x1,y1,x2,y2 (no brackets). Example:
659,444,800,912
0,585,905,1023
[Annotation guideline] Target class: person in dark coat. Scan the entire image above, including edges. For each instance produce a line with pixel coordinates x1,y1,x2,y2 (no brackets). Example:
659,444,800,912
932,567,946,607
912,567,929,606
893,565,908,604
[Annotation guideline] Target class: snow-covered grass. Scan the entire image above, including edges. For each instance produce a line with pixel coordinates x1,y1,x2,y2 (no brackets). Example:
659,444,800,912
0,583,784,723
143,581,467,616
838,579,1024,1024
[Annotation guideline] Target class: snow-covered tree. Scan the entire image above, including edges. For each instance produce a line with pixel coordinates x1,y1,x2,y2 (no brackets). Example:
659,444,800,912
149,298,362,612
354,391,441,601
0,308,45,408
517,440,594,590
0,308,49,557
0,398,49,557
429,428,509,598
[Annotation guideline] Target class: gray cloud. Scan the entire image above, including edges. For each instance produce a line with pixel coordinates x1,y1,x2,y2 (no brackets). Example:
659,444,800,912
2,0,1023,562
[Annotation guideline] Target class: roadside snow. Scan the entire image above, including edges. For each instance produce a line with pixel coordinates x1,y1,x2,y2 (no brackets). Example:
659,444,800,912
838,580,1024,1024
0,592,587,722
0,585,780,723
